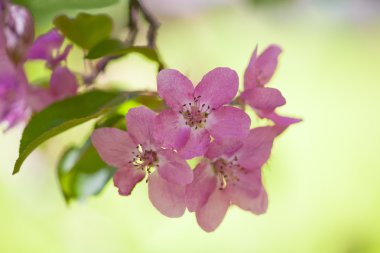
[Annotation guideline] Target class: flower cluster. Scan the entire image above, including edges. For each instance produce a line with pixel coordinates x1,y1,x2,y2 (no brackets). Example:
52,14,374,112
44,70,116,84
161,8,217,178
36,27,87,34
0,2,77,129
92,45,300,232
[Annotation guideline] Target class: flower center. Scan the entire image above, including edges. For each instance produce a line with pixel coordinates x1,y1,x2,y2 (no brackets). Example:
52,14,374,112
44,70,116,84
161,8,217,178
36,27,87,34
179,96,215,129
129,144,158,174
212,157,246,190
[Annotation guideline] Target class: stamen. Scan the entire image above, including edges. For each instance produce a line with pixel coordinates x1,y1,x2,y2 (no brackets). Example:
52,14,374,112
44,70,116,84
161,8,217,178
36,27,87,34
212,157,245,190
178,97,214,129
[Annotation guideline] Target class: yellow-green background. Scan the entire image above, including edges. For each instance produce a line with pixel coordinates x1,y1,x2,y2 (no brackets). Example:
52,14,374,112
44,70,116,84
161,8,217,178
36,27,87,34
1,1,380,252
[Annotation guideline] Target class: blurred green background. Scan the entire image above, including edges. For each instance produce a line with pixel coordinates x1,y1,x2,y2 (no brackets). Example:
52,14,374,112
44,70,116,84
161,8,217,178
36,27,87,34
1,0,380,252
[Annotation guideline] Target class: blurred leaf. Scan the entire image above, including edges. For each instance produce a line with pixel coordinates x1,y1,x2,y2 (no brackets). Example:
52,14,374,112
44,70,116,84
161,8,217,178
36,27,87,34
58,140,116,202
54,13,113,50
13,90,132,174
86,38,161,64
95,112,126,130
12,0,119,14
134,95,165,111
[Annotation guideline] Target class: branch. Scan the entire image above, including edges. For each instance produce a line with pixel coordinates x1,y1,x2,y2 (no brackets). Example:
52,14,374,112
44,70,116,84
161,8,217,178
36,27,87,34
83,0,166,84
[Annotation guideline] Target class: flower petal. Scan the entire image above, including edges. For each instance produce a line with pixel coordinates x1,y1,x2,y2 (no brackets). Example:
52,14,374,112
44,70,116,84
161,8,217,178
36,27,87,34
113,167,145,196
148,172,186,218
157,148,193,185
126,106,156,146
227,180,268,215
186,161,217,212
157,69,194,110
226,168,261,199
27,86,54,112
236,127,277,170
243,46,258,90
27,29,63,61
194,67,239,109
195,188,229,232
207,106,250,142
91,128,136,168
260,111,302,126
154,109,191,150
178,128,210,159
205,139,243,160
50,66,78,99
258,111,302,135
241,87,285,113
244,45,282,88
48,44,72,68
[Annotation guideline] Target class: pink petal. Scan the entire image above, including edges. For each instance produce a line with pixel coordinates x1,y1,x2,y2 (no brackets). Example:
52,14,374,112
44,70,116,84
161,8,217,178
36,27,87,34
226,169,261,199
243,46,258,90
27,86,54,112
186,161,217,212
178,128,210,159
49,44,72,68
194,67,239,109
156,148,193,185
50,66,78,99
205,139,243,160
207,106,250,141
154,109,191,150
126,106,156,146
260,111,302,126
258,111,302,135
0,66,30,127
227,181,268,215
157,69,194,110
236,127,277,170
28,29,63,61
113,167,145,196
195,188,230,232
241,87,286,113
148,172,187,218
91,128,136,168
244,45,282,89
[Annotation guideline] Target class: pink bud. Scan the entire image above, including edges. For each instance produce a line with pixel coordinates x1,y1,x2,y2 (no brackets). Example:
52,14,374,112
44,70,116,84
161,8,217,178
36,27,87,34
2,3,34,64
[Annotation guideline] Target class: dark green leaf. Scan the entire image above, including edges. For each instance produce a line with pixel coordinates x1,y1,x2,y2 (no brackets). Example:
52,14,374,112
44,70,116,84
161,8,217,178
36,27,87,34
58,140,116,202
54,13,113,50
13,90,131,174
86,38,161,64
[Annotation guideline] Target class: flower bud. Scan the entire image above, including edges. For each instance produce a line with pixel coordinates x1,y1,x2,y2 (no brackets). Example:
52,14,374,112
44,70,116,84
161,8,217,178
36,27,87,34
2,2,34,64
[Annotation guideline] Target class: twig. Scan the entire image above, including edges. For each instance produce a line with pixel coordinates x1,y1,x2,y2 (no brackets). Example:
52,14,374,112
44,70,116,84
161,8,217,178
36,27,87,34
136,0,159,48
84,0,154,85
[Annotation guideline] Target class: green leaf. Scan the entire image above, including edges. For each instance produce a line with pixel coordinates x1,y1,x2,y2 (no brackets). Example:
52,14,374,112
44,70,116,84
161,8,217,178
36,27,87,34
54,13,113,50
86,38,161,63
58,140,116,202
13,90,131,175
12,0,119,14
95,112,126,130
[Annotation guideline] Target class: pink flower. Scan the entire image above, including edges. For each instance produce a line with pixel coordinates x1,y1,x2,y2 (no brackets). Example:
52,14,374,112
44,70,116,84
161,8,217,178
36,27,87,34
241,45,301,132
186,126,277,232
0,7,31,129
92,106,193,217
155,68,251,159
27,29,77,111
28,66,78,112
28,29,72,69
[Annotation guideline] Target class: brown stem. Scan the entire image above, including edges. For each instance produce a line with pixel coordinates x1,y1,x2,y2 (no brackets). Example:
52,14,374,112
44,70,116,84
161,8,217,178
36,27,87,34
83,0,166,84
136,0,159,48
